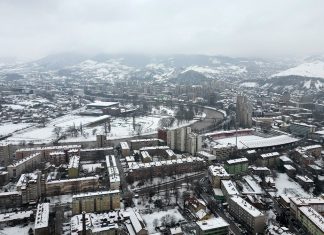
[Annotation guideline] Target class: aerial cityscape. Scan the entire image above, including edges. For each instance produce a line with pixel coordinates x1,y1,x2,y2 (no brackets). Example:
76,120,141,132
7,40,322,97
1,1,324,235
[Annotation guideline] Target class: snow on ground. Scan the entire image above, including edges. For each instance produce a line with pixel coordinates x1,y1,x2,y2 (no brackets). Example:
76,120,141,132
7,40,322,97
142,208,184,233
271,60,324,79
0,122,32,136
240,82,258,88
3,105,197,144
0,223,34,235
46,194,73,205
273,173,312,198
216,135,265,149
81,163,102,173
303,80,311,89
3,104,25,110
315,80,323,90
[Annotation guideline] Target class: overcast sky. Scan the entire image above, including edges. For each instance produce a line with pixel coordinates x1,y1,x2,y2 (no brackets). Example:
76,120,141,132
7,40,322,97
0,0,324,60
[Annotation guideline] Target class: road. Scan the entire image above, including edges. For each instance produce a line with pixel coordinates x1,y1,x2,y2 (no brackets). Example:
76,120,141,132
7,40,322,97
136,171,206,196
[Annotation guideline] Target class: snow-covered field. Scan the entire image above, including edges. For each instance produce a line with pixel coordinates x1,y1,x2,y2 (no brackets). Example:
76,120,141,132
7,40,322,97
3,106,197,144
216,135,265,149
0,122,32,136
273,173,312,198
0,223,34,235
271,60,324,79
142,208,184,233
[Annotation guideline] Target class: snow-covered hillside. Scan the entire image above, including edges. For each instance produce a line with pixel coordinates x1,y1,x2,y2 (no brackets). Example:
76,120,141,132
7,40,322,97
271,60,324,79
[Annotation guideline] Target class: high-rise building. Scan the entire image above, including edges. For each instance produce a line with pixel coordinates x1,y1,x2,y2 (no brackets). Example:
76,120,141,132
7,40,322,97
0,144,11,167
167,127,201,154
236,95,252,128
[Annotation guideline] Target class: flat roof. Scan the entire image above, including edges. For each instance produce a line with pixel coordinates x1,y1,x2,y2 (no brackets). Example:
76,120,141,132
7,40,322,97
227,157,248,165
35,203,49,229
87,101,119,107
299,206,324,232
196,217,229,230
230,196,264,217
72,190,119,199
242,135,299,149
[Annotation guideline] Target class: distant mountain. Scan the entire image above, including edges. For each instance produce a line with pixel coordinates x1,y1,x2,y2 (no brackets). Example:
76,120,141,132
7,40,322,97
0,52,293,84
271,60,324,79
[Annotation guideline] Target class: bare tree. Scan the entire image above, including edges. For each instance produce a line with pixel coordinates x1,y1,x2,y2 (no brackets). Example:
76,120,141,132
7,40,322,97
53,126,62,138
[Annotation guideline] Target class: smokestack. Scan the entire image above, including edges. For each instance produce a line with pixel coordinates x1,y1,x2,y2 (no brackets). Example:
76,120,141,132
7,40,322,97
82,211,86,235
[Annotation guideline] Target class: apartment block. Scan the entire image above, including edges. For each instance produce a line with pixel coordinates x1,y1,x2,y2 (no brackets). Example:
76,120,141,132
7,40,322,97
34,203,50,235
7,152,42,178
68,155,80,178
196,217,229,235
224,157,248,174
16,172,42,204
297,206,324,235
208,165,230,188
228,196,265,234
45,176,99,196
72,190,120,215
106,155,120,190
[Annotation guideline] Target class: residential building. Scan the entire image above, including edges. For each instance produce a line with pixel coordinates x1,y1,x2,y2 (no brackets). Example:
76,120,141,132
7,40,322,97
7,152,42,178
211,144,236,160
196,217,229,235
228,196,266,234
290,197,324,217
297,206,324,235
208,165,230,188
106,155,120,190
16,172,42,204
258,152,280,167
236,95,252,128
45,176,99,196
224,157,248,174
290,122,316,137
221,180,239,201
34,203,50,235
120,142,130,157
0,143,11,167
68,155,80,178
72,190,120,215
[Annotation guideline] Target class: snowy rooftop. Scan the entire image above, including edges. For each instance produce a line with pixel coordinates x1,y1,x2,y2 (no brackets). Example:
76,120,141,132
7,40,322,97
120,142,129,149
196,217,229,230
68,155,80,169
230,196,264,217
70,212,119,235
0,210,33,222
16,145,81,152
141,151,151,159
208,165,230,177
35,203,49,229
299,206,324,232
221,180,239,196
87,101,119,107
260,152,280,159
296,175,314,183
17,173,39,187
130,138,159,143
284,165,296,170
139,146,169,151
301,145,322,151
242,135,299,149
227,157,248,165
72,190,119,199
291,122,316,128
46,176,98,184
279,155,293,162
80,147,113,152
290,197,324,206
8,152,40,167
